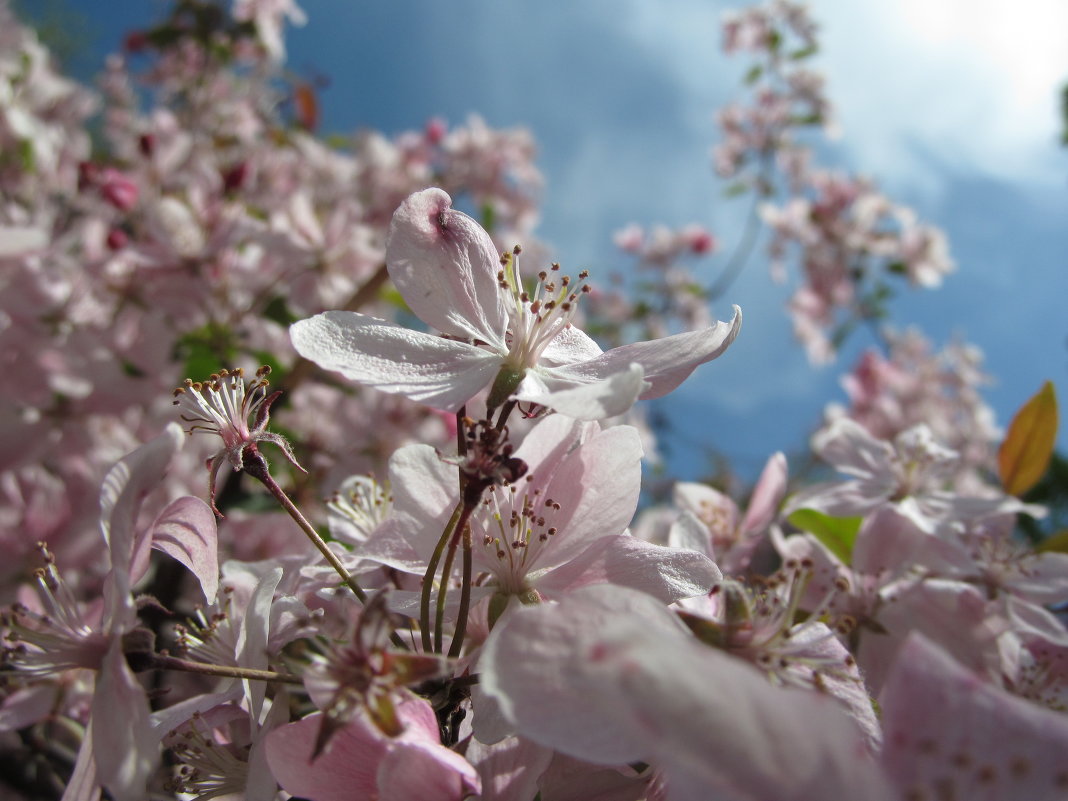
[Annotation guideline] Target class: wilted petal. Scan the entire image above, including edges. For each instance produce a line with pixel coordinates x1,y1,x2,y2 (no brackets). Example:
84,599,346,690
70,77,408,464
880,633,1068,801
386,187,508,345
548,306,742,399
291,311,502,411
149,496,219,603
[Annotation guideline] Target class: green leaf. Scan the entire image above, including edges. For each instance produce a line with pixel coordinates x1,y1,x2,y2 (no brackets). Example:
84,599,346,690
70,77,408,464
744,64,763,85
1036,529,1068,554
480,202,496,233
789,44,819,60
787,508,862,565
999,381,1058,496
17,139,34,173
723,181,750,198
262,296,297,327
174,322,237,380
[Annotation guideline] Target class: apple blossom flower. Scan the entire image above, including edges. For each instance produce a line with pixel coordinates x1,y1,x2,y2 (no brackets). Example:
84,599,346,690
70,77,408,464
696,576,882,751
358,415,720,618
302,590,449,756
265,697,480,801
326,473,393,548
291,188,742,420
3,425,186,801
787,417,1032,535
656,450,788,574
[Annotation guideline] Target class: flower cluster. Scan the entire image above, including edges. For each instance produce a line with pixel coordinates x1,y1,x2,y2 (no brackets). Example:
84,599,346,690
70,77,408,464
0,2,1064,801
715,0,954,363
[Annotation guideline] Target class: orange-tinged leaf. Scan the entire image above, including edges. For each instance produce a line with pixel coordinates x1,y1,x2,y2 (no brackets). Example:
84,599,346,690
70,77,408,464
294,83,318,132
998,381,1058,496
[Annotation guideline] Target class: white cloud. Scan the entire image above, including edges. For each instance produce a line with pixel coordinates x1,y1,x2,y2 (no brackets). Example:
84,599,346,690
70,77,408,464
815,0,1068,194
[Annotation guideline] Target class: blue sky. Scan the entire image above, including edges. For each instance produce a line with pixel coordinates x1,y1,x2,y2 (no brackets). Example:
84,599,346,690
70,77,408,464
40,0,1068,481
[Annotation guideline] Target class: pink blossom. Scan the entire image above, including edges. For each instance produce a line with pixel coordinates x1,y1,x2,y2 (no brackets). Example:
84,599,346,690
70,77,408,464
265,698,479,801
358,415,720,614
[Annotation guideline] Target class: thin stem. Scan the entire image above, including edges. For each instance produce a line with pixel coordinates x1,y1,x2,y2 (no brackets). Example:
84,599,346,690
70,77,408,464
456,406,467,458
494,399,517,432
448,528,474,659
434,531,461,654
254,464,368,604
708,189,763,301
421,501,465,652
152,654,302,684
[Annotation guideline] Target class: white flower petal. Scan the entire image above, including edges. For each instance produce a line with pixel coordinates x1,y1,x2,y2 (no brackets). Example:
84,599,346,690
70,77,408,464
549,306,742,399
514,364,648,420
291,311,502,411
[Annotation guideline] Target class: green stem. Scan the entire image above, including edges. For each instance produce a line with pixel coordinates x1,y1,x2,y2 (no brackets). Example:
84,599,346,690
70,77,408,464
494,399,517,432
255,466,368,603
421,501,464,652
448,528,474,659
434,531,460,654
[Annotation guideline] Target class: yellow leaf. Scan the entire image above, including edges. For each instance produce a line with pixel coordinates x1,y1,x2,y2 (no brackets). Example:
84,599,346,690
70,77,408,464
998,381,1058,496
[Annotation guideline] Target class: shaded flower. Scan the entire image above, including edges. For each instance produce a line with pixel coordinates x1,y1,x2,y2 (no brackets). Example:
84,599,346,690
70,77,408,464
172,366,303,514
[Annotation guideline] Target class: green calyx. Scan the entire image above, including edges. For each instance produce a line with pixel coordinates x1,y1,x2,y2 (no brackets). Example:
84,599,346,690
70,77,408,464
487,365,526,411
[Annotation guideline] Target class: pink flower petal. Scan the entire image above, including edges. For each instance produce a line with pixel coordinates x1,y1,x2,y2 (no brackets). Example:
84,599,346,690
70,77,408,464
266,714,379,801
739,451,788,535
464,736,553,801
386,187,508,346
532,424,643,572
99,423,184,631
377,740,481,800
536,534,721,603
91,639,156,801
880,633,1068,801
482,585,892,800
149,496,219,603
